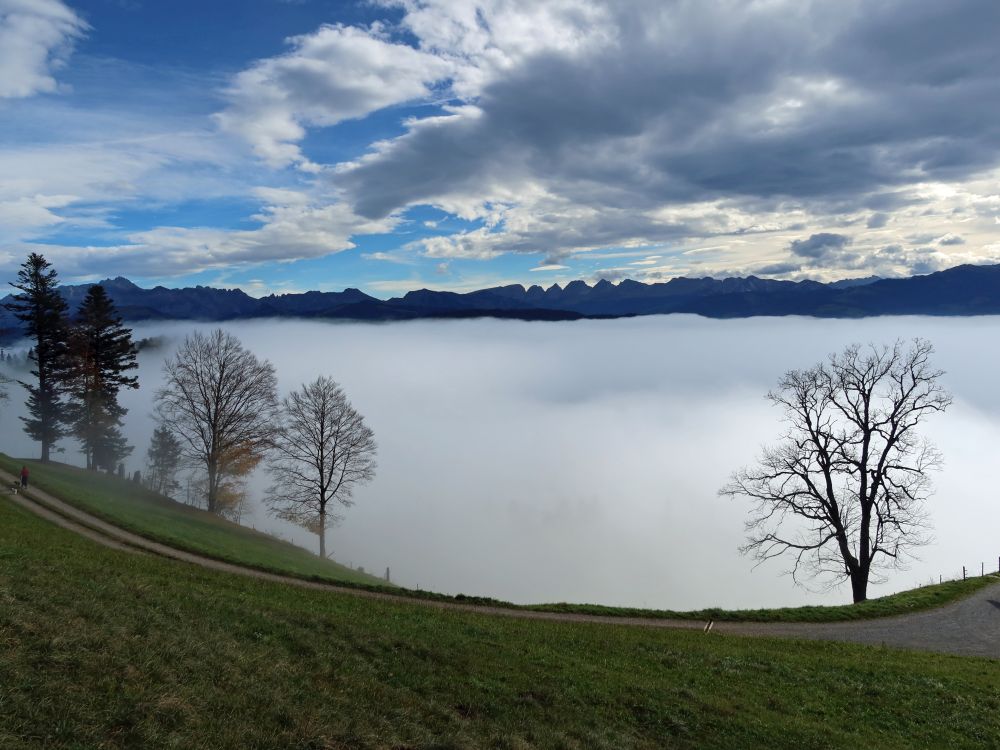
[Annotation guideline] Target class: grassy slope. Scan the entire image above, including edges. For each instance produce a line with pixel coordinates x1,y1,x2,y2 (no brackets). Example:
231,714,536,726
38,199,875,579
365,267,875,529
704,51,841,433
0,455,386,588
2,499,999,749
3,454,996,624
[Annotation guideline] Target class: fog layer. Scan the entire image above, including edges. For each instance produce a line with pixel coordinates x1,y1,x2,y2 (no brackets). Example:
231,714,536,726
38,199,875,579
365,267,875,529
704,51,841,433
3,315,998,610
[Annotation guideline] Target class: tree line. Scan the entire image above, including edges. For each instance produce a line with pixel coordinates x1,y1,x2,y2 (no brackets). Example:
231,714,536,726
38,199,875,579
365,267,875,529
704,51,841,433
5,253,138,469
3,253,377,560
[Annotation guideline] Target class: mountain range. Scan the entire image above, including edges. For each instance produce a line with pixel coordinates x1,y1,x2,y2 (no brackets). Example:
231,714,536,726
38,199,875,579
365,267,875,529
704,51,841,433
2,263,1000,341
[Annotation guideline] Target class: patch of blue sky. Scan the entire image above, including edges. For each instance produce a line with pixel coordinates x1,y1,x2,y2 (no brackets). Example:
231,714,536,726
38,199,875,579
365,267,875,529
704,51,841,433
23,197,265,249
197,252,399,297
61,55,227,116
70,0,397,71
114,197,265,233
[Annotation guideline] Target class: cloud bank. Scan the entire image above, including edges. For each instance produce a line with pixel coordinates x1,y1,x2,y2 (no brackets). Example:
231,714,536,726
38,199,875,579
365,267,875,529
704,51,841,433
206,0,1000,282
4,314,998,608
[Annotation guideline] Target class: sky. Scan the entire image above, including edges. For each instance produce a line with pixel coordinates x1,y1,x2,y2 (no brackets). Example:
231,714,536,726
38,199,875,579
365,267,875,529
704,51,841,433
1,0,1000,298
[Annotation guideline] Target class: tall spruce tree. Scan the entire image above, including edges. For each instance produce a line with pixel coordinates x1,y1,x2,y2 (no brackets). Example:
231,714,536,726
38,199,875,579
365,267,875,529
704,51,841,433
68,285,139,471
4,253,72,462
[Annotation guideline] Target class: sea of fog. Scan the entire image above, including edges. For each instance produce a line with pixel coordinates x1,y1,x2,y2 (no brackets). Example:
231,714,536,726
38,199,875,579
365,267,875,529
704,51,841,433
2,314,999,610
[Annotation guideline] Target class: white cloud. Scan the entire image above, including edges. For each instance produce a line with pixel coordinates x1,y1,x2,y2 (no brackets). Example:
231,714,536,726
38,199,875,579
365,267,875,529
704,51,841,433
0,117,258,247
22,190,397,279
386,0,615,94
0,194,81,241
0,0,86,99
215,23,455,170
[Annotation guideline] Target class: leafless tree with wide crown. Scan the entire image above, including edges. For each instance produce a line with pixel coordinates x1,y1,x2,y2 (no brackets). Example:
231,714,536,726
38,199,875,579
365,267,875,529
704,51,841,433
155,329,277,513
721,339,951,602
265,375,377,560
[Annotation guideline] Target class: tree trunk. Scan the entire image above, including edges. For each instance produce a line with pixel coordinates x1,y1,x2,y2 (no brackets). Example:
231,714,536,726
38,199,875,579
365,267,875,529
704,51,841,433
206,461,218,513
319,507,326,559
850,571,868,603
41,440,50,463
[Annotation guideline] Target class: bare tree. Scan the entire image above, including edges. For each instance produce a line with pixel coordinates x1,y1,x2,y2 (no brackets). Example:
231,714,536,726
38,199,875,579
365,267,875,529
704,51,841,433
265,376,377,560
155,329,277,513
720,339,951,602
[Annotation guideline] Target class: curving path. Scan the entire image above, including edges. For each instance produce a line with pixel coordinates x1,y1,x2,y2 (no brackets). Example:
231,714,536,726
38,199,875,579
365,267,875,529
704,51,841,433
4,468,999,659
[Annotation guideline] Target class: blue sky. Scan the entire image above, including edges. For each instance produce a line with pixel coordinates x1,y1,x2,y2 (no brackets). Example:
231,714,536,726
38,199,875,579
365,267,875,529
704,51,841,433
1,0,999,297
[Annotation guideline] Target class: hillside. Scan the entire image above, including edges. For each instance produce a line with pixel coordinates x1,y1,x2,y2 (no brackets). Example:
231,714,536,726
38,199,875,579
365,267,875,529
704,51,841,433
3,497,1000,749
8,455,998,626
0,456,387,588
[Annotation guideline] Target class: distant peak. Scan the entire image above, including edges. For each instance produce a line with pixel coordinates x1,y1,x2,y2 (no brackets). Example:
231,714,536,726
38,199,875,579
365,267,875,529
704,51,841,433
99,276,140,290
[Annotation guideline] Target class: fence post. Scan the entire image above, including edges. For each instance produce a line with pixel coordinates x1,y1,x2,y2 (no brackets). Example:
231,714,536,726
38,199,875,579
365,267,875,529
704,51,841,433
963,566,966,581
983,562,985,577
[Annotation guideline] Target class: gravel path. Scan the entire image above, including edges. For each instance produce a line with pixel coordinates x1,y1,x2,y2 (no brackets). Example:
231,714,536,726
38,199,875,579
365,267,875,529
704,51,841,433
5,468,998,659
712,585,1000,658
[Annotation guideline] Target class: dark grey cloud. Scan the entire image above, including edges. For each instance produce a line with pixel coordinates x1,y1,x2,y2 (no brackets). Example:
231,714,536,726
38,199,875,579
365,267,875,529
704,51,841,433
908,232,967,247
790,233,851,260
591,269,630,283
867,212,890,229
753,261,803,276
337,0,1000,235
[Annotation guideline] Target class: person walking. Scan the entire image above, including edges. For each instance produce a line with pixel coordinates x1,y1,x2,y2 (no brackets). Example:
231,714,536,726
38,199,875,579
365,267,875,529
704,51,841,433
19,465,29,489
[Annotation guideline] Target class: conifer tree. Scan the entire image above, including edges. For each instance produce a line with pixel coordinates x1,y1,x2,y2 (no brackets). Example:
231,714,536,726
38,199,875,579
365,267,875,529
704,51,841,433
145,425,183,498
68,285,139,471
4,253,72,461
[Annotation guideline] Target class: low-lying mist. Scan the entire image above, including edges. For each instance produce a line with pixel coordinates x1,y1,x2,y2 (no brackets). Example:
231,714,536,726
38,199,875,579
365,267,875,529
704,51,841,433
3,314,999,610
